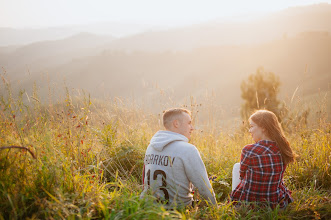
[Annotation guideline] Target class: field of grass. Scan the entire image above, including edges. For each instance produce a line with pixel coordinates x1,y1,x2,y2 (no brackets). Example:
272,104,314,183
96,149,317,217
0,77,330,219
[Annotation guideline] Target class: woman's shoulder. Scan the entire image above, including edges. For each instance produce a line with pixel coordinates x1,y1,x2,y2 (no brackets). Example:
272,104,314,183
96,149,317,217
258,140,277,146
242,143,259,155
242,143,255,151
242,141,273,153
243,140,279,156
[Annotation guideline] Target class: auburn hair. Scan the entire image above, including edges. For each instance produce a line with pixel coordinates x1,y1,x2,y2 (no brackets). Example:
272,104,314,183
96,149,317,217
249,110,297,164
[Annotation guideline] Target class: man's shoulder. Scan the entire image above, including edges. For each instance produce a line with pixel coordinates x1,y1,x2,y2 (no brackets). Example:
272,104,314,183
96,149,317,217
176,141,197,150
166,141,199,157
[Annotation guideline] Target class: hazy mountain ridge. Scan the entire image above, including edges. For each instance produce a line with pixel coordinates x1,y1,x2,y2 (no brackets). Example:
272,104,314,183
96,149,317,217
0,4,330,116
1,3,330,49
0,33,116,78
0,27,79,47
0,22,155,47
100,3,331,51
14,31,330,109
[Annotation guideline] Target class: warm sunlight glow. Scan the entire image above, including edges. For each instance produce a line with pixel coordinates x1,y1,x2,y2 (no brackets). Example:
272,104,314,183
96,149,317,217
0,1,330,218
1,0,330,28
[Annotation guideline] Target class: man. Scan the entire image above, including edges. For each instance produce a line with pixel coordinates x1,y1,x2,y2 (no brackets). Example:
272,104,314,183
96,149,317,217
140,108,216,207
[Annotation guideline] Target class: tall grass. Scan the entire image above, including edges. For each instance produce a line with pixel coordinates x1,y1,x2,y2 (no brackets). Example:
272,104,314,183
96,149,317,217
0,75,330,219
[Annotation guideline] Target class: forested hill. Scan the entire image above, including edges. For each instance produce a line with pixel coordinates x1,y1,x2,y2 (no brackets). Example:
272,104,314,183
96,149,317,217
7,31,330,108
0,4,330,115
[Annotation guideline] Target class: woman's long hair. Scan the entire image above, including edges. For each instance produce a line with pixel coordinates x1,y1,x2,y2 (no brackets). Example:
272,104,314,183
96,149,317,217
249,110,297,165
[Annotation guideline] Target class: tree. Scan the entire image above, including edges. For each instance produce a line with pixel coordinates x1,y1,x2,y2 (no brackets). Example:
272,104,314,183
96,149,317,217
240,67,283,121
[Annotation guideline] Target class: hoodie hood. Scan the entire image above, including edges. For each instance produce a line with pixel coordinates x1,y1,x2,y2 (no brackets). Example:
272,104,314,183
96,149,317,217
150,130,188,152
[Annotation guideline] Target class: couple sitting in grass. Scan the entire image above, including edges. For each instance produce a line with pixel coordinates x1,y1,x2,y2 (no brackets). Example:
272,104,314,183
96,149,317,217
140,108,296,209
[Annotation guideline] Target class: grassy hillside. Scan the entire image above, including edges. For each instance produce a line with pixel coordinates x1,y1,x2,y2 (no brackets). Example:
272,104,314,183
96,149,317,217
0,77,330,219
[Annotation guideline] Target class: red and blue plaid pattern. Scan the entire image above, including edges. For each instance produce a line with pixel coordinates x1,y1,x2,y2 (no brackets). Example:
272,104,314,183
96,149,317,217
230,140,293,209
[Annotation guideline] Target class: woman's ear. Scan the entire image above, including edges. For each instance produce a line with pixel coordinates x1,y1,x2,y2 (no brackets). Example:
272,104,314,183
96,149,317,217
262,128,269,138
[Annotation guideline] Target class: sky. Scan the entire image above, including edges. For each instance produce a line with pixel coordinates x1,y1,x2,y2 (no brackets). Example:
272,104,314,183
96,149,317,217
0,0,330,28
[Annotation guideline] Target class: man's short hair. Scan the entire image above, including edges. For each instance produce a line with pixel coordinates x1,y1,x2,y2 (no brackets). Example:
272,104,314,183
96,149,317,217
163,108,191,129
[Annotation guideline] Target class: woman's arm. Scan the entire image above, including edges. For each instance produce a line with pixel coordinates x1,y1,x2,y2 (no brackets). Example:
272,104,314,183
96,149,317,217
239,147,250,179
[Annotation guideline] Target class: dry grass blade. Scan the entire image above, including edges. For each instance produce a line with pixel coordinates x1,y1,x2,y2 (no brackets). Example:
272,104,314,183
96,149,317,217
0,146,36,159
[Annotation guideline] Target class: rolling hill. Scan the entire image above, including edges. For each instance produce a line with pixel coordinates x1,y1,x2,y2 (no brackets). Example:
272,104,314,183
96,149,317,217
0,3,330,119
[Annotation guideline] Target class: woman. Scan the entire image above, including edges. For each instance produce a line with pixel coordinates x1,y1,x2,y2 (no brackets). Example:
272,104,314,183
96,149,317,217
231,110,296,209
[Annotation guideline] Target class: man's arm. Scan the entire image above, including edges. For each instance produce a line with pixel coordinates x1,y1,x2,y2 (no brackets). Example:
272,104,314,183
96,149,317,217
184,147,217,205
142,164,145,188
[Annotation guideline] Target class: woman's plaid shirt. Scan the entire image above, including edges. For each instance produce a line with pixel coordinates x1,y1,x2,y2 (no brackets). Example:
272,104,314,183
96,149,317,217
230,140,293,208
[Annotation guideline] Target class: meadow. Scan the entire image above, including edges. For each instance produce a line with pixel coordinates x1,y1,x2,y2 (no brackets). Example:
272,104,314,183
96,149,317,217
0,76,330,219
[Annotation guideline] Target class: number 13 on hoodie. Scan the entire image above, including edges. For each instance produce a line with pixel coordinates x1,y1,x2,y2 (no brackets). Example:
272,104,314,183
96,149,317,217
142,165,170,204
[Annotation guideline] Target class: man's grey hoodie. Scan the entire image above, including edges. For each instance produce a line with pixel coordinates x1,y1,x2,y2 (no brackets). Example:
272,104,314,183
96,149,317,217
140,130,216,207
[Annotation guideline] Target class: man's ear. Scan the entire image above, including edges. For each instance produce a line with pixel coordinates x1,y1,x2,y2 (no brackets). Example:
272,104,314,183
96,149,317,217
173,119,179,128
